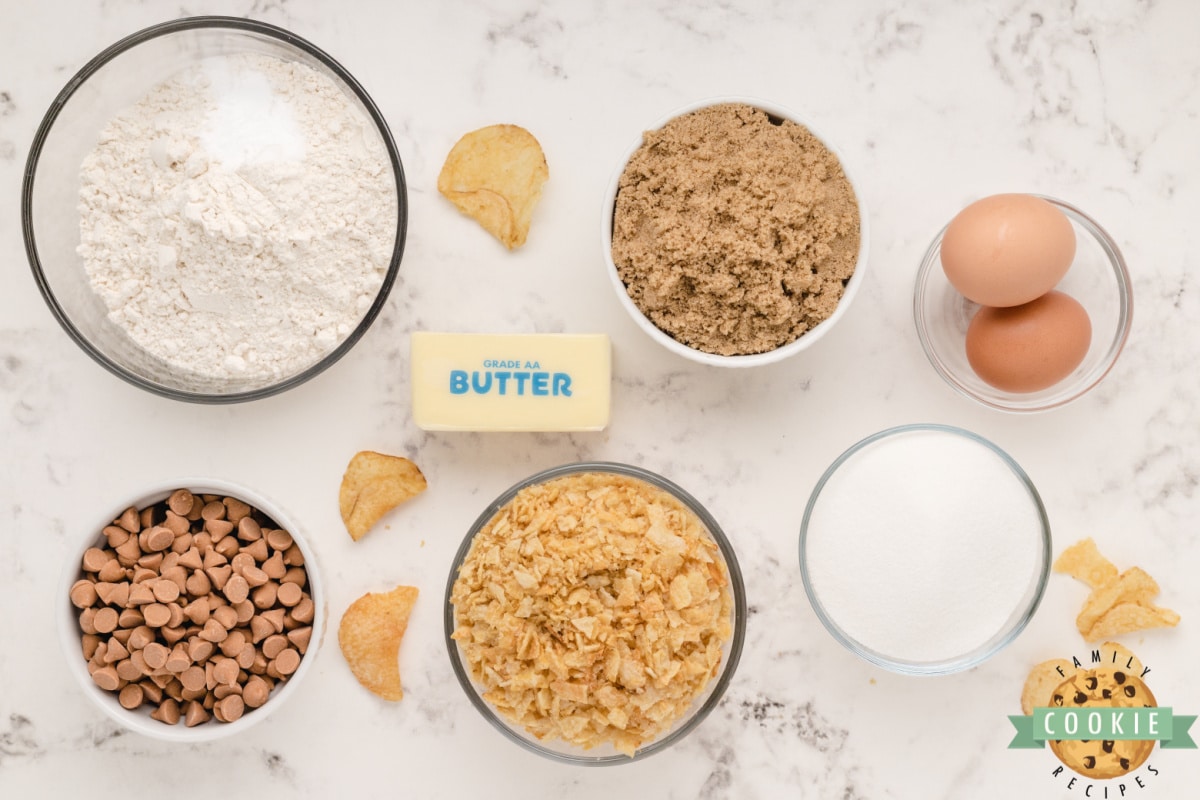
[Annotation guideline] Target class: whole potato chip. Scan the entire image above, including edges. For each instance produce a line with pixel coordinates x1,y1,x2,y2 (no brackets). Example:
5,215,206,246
438,124,549,249
1087,602,1180,643
1021,659,1077,715
338,585,419,701
339,451,427,541
1053,538,1118,589
1076,567,1160,637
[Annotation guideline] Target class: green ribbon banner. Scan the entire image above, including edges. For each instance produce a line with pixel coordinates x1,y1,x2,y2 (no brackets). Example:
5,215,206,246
1008,708,1197,749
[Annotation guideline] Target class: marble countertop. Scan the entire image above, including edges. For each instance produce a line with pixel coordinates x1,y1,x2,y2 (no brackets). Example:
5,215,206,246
2,0,1198,797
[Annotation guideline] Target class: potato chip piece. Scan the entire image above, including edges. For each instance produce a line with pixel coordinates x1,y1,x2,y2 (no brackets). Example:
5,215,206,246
438,124,549,249
1021,658,1077,715
1095,641,1145,677
339,451,427,541
338,585,418,701
1086,602,1180,642
1076,567,1160,637
1053,538,1118,589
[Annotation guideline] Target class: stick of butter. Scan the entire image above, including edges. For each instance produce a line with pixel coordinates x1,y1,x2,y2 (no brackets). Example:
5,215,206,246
410,332,611,431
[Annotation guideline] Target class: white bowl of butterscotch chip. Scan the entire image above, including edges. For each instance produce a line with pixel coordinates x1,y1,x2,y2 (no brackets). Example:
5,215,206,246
602,97,870,366
58,479,325,742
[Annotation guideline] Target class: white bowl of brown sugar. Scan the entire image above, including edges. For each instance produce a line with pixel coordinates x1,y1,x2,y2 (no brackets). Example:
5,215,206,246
58,479,325,742
602,98,869,366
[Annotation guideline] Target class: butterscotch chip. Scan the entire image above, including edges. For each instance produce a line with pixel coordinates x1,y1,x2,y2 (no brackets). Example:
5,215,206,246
183,700,209,727
260,608,286,634
223,575,250,605
115,659,141,682
223,497,251,523
276,582,302,608
262,634,288,660
93,607,119,634
143,603,171,628
163,511,190,536
168,490,195,517
286,626,312,654
437,124,549,249
98,560,126,582
274,648,301,676
243,676,270,708
92,666,120,692
148,698,178,724
265,529,293,551
70,580,98,608
250,615,275,643
215,694,245,723
290,596,315,624
339,451,428,541
243,539,269,563
338,585,418,702
118,608,144,629
104,638,129,664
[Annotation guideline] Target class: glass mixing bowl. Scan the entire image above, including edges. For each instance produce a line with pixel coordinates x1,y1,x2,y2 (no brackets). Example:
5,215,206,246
22,17,407,402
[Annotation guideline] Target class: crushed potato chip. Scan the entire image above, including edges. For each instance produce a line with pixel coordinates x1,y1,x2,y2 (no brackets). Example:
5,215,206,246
339,451,427,541
1087,603,1180,642
338,585,419,701
1021,659,1076,715
1054,538,1180,641
437,124,549,249
1076,567,1160,636
1053,537,1118,589
450,472,733,756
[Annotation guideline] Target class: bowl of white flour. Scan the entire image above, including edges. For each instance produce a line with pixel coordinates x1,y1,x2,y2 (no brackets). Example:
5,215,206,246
22,17,406,401
799,424,1051,675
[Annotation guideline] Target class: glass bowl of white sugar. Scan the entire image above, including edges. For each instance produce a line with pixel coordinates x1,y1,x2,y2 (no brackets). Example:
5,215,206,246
799,424,1051,675
22,17,406,402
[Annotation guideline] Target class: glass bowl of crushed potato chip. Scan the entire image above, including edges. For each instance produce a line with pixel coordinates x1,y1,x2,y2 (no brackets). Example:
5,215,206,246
601,97,869,367
444,462,747,764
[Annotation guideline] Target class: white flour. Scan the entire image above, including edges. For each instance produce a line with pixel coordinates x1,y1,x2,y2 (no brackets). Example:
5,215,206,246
804,428,1044,664
78,53,396,381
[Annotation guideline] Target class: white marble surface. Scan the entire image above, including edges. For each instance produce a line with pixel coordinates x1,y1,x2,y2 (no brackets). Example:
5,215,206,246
2,0,1198,797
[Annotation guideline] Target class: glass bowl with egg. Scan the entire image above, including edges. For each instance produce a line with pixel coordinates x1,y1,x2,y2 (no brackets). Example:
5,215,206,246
601,97,870,367
913,195,1132,412
444,462,747,764
22,17,407,402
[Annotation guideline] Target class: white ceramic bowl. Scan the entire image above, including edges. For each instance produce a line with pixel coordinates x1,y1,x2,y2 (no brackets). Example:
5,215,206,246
601,96,870,367
58,478,325,742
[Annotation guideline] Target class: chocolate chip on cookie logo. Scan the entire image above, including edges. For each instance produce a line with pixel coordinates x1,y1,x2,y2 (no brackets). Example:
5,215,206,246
1010,644,1196,794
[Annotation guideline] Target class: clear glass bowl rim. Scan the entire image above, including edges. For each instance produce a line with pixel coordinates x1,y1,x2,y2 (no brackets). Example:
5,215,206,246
21,15,409,403
443,460,749,765
798,423,1052,676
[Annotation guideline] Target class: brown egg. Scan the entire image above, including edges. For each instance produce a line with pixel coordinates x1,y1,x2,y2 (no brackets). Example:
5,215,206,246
966,291,1092,393
941,194,1076,307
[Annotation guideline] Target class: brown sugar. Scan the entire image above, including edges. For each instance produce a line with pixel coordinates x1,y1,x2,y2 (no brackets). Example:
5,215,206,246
611,103,861,356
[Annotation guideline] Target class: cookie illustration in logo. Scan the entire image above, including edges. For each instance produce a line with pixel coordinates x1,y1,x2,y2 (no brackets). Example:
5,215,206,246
1047,667,1157,779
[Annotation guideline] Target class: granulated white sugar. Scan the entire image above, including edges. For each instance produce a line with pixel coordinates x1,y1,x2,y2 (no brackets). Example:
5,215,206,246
77,52,396,381
804,428,1044,664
